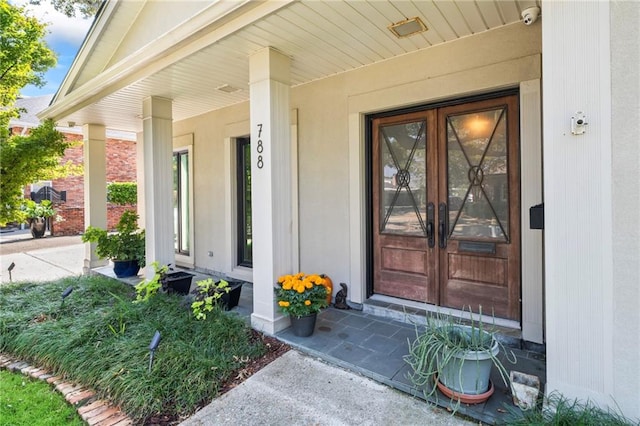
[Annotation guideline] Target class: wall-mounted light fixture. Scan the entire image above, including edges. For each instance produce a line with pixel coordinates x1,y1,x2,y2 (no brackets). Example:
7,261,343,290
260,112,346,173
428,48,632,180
388,17,428,38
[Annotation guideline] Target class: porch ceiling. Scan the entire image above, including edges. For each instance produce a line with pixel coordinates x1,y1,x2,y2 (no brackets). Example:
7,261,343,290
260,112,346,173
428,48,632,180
43,0,539,133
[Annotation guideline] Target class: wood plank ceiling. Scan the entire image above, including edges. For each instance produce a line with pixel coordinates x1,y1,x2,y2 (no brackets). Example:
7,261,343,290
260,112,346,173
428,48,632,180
59,0,539,132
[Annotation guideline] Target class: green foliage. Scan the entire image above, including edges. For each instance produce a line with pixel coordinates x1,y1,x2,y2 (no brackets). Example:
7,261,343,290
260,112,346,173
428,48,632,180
190,278,230,320
0,370,85,425
0,275,266,423
28,0,100,18
0,0,56,125
107,182,137,205
505,392,637,426
21,199,55,220
404,308,516,412
134,261,168,302
0,120,82,225
81,210,145,265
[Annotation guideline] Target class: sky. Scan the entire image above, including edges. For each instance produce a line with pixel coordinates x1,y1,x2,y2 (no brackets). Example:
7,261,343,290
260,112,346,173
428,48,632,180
13,0,93,97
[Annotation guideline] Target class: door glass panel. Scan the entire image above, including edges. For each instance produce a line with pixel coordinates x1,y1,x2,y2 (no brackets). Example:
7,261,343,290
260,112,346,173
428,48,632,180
173,151,190,254
237,138,252,267
379,120,427,236
447,108,509,241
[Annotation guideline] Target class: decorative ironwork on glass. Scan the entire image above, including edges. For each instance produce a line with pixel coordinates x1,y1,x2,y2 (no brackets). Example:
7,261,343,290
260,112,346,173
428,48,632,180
446,107,509,241
379,120,427,236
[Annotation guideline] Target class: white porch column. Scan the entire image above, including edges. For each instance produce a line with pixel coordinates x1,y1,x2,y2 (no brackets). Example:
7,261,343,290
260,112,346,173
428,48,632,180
249,47,292,334
142,97,175,272
82,124,108,272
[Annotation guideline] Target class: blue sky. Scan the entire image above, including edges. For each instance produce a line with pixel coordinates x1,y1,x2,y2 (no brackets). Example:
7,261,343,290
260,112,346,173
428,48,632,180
14,0,93,97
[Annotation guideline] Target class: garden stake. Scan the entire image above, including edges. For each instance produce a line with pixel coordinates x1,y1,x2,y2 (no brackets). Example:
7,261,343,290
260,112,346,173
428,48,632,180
7,262,15,282
60,286,73,307
148,330,161,372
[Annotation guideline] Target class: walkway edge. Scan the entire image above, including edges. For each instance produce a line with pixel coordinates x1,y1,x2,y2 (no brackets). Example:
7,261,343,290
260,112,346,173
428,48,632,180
0,353,132,426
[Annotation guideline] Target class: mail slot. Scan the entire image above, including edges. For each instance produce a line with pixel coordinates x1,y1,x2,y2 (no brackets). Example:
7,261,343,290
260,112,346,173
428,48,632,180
529,203,544,230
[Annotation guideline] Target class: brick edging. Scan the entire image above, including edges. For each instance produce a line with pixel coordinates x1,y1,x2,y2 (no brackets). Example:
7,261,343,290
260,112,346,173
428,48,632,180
0,353,132,426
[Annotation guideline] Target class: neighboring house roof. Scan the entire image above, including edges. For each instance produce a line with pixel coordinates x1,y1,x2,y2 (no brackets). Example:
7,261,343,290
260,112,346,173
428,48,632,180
40,0,528,133
10,95,135,141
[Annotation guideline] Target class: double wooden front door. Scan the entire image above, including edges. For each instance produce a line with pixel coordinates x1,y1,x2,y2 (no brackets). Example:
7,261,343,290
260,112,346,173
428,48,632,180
372,95,520,320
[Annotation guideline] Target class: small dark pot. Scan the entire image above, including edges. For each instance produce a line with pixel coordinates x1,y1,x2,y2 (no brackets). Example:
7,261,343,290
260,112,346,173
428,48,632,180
112,259,141,278
164,271,194,295
290,313,317,337
28,217,47,238
219,281,242,311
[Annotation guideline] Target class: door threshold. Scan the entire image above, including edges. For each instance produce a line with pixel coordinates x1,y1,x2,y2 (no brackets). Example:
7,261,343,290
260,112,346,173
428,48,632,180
363,295,542,352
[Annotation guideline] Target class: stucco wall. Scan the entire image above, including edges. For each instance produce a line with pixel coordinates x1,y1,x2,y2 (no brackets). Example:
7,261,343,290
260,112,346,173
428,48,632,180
171,21,542,297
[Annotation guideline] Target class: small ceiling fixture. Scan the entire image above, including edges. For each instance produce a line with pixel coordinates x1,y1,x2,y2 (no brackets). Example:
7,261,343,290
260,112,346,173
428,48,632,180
388,17,428,38
216,84,241,93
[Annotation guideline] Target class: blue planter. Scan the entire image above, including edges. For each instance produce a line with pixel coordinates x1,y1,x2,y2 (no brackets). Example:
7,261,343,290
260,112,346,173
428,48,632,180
112,260,140,278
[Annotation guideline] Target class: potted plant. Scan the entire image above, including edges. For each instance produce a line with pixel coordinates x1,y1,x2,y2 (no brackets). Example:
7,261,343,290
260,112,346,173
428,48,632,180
404,308,516,410
135,262,194,301
81,210,145,277
275,273,330,337
21,199,56,238
190,278,243,319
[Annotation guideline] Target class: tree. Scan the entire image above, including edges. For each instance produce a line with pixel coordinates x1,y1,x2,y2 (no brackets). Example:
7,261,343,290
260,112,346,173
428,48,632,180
0,0,56,128
0,119,81,225
29,0,100,18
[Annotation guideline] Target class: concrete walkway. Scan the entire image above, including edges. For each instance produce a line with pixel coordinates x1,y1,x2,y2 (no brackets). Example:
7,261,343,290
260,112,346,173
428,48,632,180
181,350,471,426
0,231,85,284
0,230,474,425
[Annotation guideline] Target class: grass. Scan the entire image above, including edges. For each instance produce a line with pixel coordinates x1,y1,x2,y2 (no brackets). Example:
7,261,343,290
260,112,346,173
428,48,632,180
0,275,266,423
0,369,84,426
505,392,638,426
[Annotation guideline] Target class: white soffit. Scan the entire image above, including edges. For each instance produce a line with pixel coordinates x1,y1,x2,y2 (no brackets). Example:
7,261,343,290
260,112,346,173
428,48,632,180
44,0,539,133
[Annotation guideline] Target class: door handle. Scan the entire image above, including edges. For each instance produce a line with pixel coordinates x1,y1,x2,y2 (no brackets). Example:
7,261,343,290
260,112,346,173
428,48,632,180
427,202,435,248
439,202,448,249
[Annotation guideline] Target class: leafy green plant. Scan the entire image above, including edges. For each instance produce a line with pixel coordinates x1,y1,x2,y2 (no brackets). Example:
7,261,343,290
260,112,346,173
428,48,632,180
81,210,145,266
190,278,230,320
21,199,56,220
107,182,137,205
134,261,168,302
404,308,516,412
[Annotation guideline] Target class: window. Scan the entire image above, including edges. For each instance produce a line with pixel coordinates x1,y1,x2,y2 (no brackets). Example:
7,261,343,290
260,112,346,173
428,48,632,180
236,137,252,267
173,150,190,255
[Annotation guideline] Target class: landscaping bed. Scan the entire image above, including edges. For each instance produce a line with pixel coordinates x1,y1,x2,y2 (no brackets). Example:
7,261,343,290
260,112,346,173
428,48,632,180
0,275,289,424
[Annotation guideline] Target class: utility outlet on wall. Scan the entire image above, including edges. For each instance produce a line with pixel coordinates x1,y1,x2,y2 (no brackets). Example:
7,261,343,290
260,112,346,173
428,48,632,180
207,251,213,257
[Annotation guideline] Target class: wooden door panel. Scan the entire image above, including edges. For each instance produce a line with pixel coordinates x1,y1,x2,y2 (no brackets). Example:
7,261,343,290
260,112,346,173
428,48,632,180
437,95,521,320
448,254,506,285
372,111,438,304
442,279,510,319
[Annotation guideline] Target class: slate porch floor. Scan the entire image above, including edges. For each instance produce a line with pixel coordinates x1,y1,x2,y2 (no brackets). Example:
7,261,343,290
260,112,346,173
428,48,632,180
230,281,546,425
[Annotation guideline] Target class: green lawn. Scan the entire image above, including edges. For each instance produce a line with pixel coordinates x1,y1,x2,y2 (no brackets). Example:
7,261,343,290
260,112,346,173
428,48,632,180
0,369,84,426
0,276,266,423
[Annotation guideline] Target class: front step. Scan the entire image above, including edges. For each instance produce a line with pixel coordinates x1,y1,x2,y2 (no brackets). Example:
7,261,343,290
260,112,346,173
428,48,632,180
362,298,545,354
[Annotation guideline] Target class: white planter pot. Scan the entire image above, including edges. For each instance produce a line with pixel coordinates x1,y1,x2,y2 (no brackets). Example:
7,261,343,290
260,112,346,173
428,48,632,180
437,325,500,395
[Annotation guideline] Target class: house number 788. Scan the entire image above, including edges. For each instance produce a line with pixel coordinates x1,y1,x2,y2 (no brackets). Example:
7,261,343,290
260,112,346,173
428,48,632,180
256,124,264,169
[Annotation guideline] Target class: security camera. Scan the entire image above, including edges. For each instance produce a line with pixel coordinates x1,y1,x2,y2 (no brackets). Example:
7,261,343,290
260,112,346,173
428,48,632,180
521,6,540,26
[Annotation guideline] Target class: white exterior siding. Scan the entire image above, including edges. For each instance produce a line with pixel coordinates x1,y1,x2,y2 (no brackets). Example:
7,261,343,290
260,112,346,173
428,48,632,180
544,1,640,419
611,1,640,420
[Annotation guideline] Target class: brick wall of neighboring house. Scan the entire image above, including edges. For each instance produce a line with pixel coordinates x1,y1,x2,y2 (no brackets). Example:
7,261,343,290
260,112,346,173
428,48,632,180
14,127,138,236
